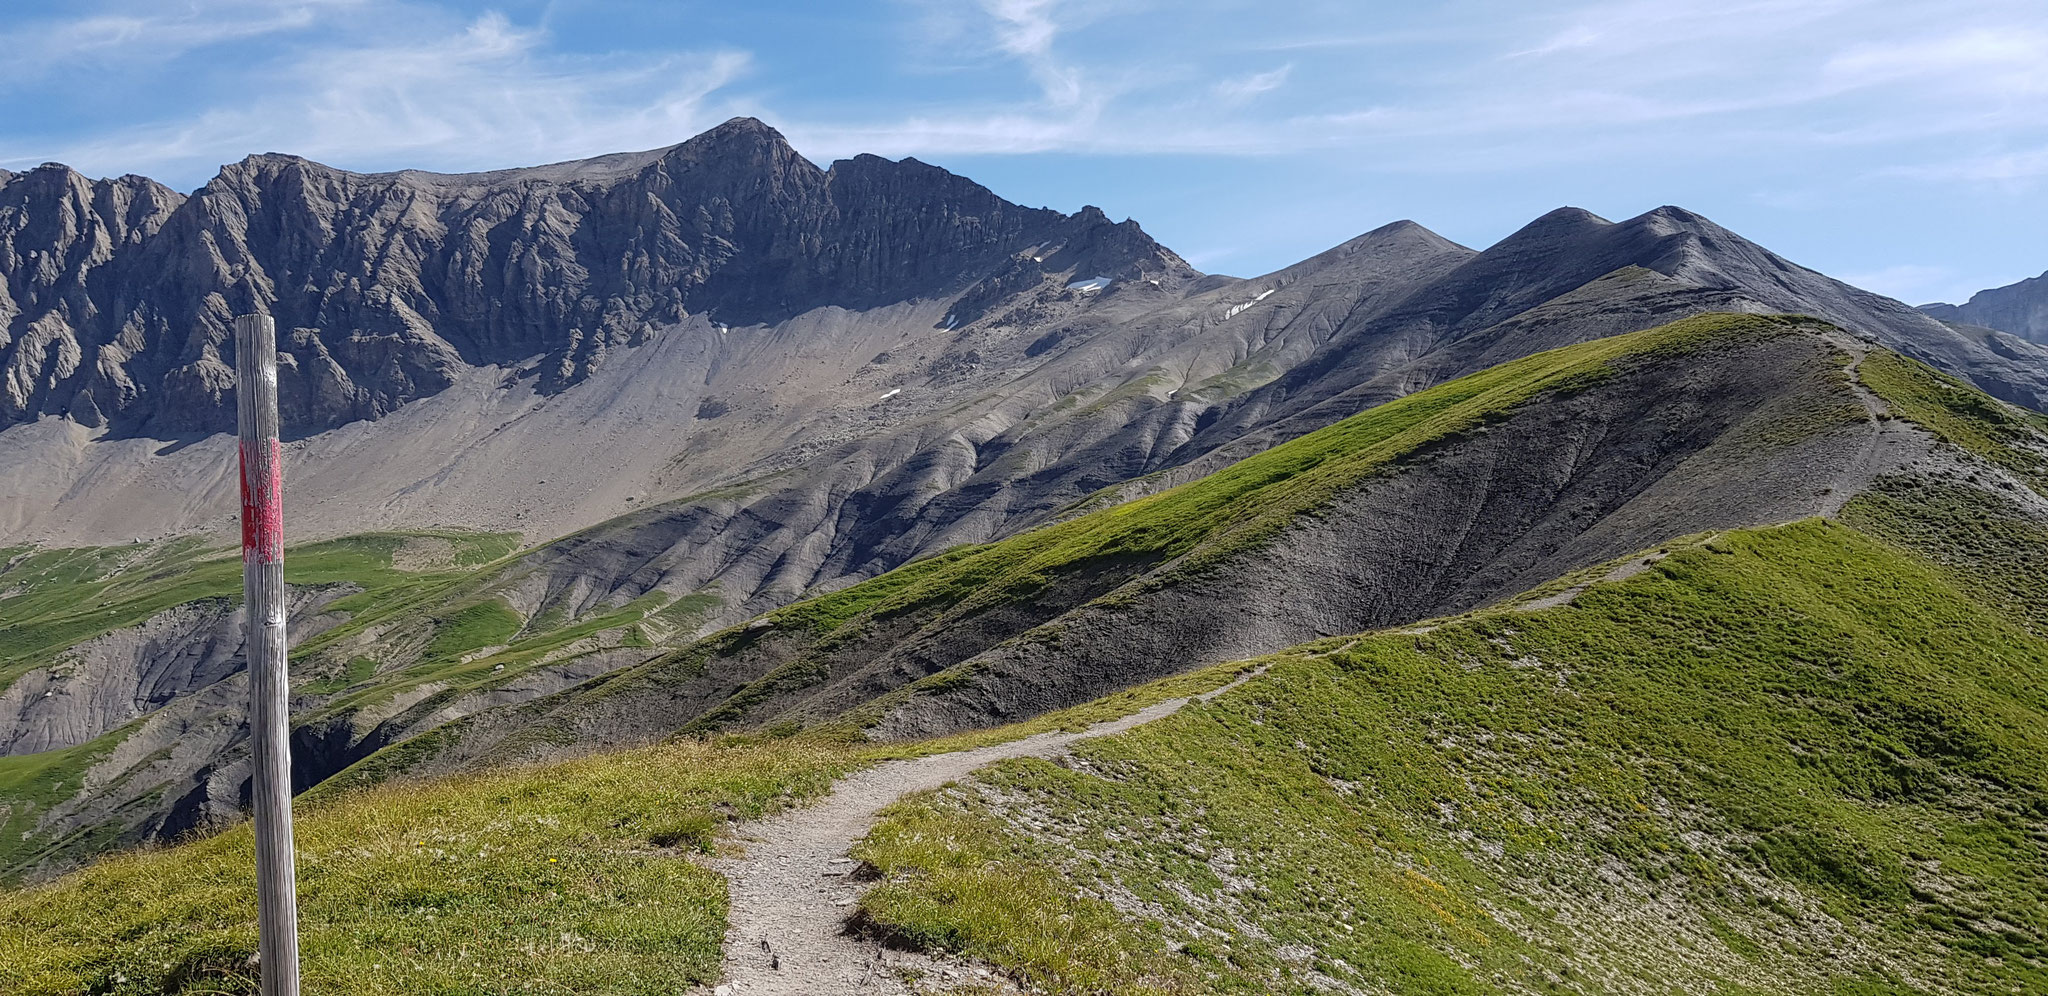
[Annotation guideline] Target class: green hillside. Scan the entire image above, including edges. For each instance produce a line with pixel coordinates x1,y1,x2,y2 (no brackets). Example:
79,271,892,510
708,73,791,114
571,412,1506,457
855,503,2048,995
0,660,1245,995
0,527,703,879
840,351,2048,995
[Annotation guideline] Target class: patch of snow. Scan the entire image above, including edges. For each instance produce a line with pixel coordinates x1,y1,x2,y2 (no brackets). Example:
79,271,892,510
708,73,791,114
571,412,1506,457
1067,275,1113,292
1222,288,1276,321
878,388,902,401
942,313,958,330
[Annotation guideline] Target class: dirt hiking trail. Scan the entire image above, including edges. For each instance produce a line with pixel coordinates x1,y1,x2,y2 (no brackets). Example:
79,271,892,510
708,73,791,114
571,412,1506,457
707,670,1264,995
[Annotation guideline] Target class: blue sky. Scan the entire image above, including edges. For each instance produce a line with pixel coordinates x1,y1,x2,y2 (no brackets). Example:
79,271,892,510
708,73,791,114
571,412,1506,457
2,0,2043,304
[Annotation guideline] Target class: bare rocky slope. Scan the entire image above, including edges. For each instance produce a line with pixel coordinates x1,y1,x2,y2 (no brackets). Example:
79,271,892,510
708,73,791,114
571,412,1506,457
1922,267,2048,344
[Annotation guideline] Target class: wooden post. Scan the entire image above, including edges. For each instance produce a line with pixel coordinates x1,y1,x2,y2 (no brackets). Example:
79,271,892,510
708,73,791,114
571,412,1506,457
235,313,300,996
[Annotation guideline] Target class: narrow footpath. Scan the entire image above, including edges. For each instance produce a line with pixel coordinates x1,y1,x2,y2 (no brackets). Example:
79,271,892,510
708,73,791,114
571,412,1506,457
707,672,1263,995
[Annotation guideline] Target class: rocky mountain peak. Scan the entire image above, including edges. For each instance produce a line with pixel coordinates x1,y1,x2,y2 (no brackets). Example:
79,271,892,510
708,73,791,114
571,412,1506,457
660,116,813,177
683,115,795,151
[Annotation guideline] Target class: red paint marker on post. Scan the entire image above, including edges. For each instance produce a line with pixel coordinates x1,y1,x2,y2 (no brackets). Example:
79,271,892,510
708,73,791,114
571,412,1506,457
235,313,300,996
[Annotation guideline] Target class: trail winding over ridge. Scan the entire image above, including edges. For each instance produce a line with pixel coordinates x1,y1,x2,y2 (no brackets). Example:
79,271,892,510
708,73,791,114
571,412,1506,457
707,671,1265,995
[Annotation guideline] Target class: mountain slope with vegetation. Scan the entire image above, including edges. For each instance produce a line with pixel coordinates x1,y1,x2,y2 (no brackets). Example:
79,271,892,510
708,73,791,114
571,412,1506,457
1,314,2044,995
0,312,1966,880
840,345,2048,996
371,313,1918,777
7,126,2046,890
856,507,2048,996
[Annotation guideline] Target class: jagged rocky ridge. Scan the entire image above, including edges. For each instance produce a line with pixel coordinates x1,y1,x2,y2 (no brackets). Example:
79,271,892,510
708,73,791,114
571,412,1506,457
0,117,1193,435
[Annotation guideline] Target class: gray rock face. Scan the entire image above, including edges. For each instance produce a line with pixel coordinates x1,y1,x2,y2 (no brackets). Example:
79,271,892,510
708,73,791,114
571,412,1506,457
1923,270,2048,344
0,166,184,427
0,117,1193,435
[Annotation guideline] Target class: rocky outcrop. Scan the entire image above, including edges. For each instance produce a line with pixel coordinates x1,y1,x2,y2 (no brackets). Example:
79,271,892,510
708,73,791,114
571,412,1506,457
0,166,184,427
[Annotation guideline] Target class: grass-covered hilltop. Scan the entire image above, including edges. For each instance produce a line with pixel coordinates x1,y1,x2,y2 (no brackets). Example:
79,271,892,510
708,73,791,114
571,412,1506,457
3,312,2046,995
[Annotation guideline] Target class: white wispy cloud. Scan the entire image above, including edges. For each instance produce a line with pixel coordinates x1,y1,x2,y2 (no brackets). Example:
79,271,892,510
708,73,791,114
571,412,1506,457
4,0,2045,198
1213,65,1291,106
2,7,752,181
799,0,2047,175
0,0,361,82
1824,27,2048,96
1881,147,2048,183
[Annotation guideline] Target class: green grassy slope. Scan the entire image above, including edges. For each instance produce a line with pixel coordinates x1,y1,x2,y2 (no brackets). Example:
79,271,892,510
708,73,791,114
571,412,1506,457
0,665,1251,995
0,532,516,690
1,736,853,995
0,528,695,880
841,352,2048,996
854,509,2048,996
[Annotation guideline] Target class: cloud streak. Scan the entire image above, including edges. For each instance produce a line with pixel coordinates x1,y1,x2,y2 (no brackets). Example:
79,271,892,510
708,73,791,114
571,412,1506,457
3,0,2044,199
2,6,752,182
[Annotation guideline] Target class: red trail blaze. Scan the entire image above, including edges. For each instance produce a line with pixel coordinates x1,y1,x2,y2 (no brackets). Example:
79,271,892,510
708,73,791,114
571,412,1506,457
240,438,284,565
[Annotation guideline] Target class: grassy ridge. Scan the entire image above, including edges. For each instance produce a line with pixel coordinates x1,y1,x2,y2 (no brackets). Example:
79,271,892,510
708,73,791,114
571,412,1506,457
1859,350,2048,494
854,515,2048,995
845,347,2048,995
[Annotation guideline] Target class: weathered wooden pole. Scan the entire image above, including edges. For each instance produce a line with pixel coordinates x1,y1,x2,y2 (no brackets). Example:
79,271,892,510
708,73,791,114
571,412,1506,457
235,313,300,996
